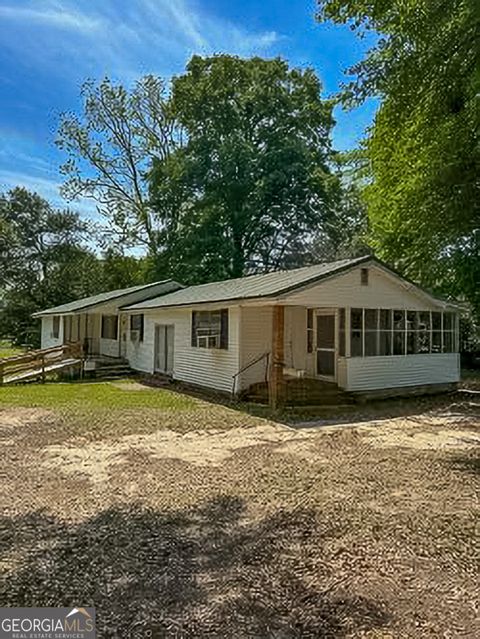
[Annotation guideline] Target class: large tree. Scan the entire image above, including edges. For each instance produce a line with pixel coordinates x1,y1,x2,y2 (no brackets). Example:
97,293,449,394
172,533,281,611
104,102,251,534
149,55,350,282
0,188,103,346
317,0,480,317
57,76,177,254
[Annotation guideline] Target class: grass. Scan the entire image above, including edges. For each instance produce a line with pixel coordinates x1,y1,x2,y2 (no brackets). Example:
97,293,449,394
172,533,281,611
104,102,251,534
0,340,24,360
0,379,196,410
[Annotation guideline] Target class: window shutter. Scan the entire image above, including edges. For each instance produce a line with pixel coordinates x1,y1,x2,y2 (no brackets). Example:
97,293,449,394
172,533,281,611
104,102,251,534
139,314,144,342
101,315,106,339
191,312,197,347
220,309,229,349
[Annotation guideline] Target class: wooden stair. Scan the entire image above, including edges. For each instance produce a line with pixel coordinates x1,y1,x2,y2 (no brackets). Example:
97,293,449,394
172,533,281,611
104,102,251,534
88,357,132,379
243,377,354,406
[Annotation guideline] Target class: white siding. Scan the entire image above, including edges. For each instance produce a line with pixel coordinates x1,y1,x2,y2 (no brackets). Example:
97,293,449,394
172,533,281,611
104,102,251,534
344,353,460,391
99,338,120,358
284,264,441,311
238,306,272,390
127,307,241,393
40,316,63,350
337,357,348,388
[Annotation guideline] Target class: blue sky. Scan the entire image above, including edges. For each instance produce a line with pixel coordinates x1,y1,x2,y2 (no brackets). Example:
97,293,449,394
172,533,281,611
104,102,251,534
0,0,377,217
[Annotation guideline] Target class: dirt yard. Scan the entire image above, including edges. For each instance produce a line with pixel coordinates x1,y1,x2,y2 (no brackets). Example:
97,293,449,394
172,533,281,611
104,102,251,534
0,382,479,638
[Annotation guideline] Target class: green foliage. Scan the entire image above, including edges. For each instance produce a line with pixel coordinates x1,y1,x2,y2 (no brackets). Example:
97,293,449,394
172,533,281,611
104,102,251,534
57,76,176,253
317,0,480,318
149,55,358,282
0,188,104,346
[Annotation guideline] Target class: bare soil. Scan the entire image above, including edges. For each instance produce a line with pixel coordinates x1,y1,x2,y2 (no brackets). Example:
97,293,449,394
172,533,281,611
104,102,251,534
0,391,479,638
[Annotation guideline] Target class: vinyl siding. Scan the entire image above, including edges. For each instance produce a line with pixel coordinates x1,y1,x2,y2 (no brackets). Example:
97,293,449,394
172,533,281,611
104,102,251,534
284,265,441,311
40,316,63,350
238,306,272,390
127,307,241,393
344,353,460,391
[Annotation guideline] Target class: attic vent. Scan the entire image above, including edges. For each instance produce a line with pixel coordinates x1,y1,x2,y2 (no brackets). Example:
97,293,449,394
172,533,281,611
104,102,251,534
361,268,369,286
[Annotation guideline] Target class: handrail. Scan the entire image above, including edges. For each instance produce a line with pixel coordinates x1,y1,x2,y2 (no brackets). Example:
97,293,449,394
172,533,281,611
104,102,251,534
0,342,84,385
231,351,270,397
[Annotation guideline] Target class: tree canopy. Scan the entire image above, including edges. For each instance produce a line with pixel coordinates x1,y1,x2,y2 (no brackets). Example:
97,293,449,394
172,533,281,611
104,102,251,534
149,55,358,282
317,0,480,318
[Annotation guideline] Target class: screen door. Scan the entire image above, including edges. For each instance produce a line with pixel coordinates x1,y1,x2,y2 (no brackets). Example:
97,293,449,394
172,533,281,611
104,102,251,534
316,314,336,378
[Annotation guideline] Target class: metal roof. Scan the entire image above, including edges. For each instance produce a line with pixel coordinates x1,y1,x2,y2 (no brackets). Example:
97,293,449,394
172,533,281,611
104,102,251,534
123,256,373,311
33,280,181,317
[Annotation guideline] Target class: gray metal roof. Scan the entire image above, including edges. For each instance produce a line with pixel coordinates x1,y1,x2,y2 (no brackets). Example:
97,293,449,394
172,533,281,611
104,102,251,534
123,256,372,311
33,280,182,317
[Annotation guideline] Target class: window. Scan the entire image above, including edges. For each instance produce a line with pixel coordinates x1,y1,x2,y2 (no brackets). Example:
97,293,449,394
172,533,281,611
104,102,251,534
432,312,442,353
361,268,369,286
379,309,392,356
52,315,60,339
101,315,118,340
351,308,363,357
349,308,457,357
443,312,455,352
364,309,378,356
191,309,228,349
338,308,346,356
307,309,314,353
130,314,144,342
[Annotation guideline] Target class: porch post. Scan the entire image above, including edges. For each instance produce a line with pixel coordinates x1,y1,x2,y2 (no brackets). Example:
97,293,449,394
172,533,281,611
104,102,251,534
269,305,285,410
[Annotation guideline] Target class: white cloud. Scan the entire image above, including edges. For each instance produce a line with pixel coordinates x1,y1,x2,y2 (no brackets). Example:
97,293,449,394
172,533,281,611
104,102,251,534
0,169,99,220
0,0,280,82
0,3,101,33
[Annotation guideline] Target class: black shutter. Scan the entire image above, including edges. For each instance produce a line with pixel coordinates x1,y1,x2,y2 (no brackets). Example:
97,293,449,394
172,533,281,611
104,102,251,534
112,316,118,341
220,309,229,349
140,314,144,342
101,315,106,339
191,311,197,347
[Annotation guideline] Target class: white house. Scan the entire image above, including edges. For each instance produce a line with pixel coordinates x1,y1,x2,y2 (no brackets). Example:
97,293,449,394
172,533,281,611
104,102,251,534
35,256,461,404
33,279,182,359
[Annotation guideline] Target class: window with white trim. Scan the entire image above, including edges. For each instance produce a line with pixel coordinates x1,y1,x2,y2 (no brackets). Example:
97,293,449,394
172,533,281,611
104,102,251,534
349,309,457,357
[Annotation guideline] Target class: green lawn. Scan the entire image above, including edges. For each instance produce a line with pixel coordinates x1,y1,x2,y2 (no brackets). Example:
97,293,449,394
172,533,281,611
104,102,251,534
0,340,24,360
0,380,196,410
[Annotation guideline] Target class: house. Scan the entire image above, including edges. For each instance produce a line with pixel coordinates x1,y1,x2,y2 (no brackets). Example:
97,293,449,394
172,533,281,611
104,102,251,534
33,279,182,359
34,256,461,405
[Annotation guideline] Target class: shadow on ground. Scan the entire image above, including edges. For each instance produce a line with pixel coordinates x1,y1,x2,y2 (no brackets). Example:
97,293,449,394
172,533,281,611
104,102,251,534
1,496,389,638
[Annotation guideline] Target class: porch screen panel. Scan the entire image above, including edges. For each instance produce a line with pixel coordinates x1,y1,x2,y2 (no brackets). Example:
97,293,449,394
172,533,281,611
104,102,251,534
349,308,457,357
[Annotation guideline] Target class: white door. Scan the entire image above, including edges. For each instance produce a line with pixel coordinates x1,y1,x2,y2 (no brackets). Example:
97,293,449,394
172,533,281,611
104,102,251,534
154,324,174,375
316,312,336,380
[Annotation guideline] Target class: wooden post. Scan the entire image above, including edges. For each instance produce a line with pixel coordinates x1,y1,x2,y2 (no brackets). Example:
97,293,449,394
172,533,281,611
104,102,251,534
40,354,46,384
0,362,4,386
269,305,285,410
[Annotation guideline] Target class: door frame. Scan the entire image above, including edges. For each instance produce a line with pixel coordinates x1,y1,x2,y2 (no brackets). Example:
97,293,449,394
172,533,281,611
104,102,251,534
314,309,338,382
154,323,175,375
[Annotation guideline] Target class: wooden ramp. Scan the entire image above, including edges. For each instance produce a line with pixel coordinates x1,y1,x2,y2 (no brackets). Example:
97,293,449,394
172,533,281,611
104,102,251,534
0,343,83,385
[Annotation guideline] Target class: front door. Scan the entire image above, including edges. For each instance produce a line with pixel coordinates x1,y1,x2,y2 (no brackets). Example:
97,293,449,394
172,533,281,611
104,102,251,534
154,324,174,375
316,313,336,379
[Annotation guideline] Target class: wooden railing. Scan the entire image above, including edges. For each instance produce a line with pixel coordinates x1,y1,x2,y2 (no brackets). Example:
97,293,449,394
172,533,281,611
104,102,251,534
0,342,84,385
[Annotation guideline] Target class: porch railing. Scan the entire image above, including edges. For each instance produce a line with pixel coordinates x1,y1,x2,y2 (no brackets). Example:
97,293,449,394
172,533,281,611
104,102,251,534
231,351,270,397
0,342,84,385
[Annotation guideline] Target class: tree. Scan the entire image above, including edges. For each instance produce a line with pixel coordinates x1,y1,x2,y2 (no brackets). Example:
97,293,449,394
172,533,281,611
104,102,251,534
0,188,103,346
149,55,345,282
56,76,177,254
317,0,480,318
